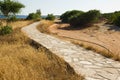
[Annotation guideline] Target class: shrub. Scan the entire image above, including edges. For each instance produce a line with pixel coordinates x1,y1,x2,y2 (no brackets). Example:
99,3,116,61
107,11,120,27
26,13,40,20
46,14,55,20
102,13,113,21
69,10,101,27
26,10,41,20
102,11,120,24
60,10,84,23
0,26,13,35
113,15,120,27
7,16,18,22
102,11,120,27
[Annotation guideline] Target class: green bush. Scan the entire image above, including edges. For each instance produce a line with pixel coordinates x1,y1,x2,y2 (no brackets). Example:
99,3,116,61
113,15,120,27
46,14,55,20
109,11,120,27
0,26,13,35
102,13,113,20
102,11,120,27
102,11,120,24
26,10,41,20
26,13,40,20
60,10,84,23
69,10,101,27
7,16,18,22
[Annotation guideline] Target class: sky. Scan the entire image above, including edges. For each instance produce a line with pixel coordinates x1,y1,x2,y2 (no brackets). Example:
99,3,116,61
18,0,120,15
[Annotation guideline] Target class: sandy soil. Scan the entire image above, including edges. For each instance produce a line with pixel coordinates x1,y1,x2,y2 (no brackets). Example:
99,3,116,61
48,22,120,58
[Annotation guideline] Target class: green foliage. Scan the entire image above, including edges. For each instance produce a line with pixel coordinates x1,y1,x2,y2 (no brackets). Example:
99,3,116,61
26,10,41,20
0,26,13,35
102,11,120,27
69,10,101,27
0,0,24,25
102,11,120,24
112,12,120,24
0,0,25,17
36,9,41,17
26,13,39,20
46,14,55,20
102,13,113,20
113,15,120,27
7,16,18,22
60,10,84,23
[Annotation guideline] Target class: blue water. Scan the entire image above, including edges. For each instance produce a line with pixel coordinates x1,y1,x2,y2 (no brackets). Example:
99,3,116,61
0,15,27,19
0,15,60,19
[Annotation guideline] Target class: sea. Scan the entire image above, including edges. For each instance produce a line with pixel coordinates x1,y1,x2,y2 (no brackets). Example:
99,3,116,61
0,15,27,19
0,15,60,19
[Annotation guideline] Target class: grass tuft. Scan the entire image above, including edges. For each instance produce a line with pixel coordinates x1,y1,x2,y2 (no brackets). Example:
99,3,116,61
37,20,54,33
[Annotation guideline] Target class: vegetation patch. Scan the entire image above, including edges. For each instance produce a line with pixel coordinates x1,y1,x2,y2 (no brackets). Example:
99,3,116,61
37,20,54,33
60,10,84,23
0,21,83,80
0,25,13,35
45,14,55,21
26,9,41,20
102,11,120,27
60,10,100,28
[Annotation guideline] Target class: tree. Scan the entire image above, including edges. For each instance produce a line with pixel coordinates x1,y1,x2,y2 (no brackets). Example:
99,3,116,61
46,14,55,20
26,13,40,20
0,0,25,35
26,9,41,20
0,0,25,20
36,9,41,17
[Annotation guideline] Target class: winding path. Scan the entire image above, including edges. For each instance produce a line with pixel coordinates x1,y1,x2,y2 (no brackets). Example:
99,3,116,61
22,22,120,80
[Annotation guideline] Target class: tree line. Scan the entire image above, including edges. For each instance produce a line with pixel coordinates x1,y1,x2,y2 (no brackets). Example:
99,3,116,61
60,10,120,28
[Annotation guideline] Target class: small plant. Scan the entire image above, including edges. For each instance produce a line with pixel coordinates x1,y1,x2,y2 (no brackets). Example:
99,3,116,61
7,16,18,22
0,26,13,35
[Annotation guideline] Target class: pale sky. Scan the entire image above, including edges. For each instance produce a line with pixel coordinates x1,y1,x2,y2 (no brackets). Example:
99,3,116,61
18,0,120,15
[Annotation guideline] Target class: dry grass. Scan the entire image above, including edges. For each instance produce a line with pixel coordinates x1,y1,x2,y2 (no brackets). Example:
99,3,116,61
0,20,34,29
37,20,54,33
9,20,35,29
0,21,83,80
70,40,113,58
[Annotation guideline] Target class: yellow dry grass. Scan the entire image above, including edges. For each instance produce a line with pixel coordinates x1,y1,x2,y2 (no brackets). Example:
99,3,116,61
10,20,34,29
0,21,83,80
37,20,54,33
0,20,34,29
68,39,112,58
